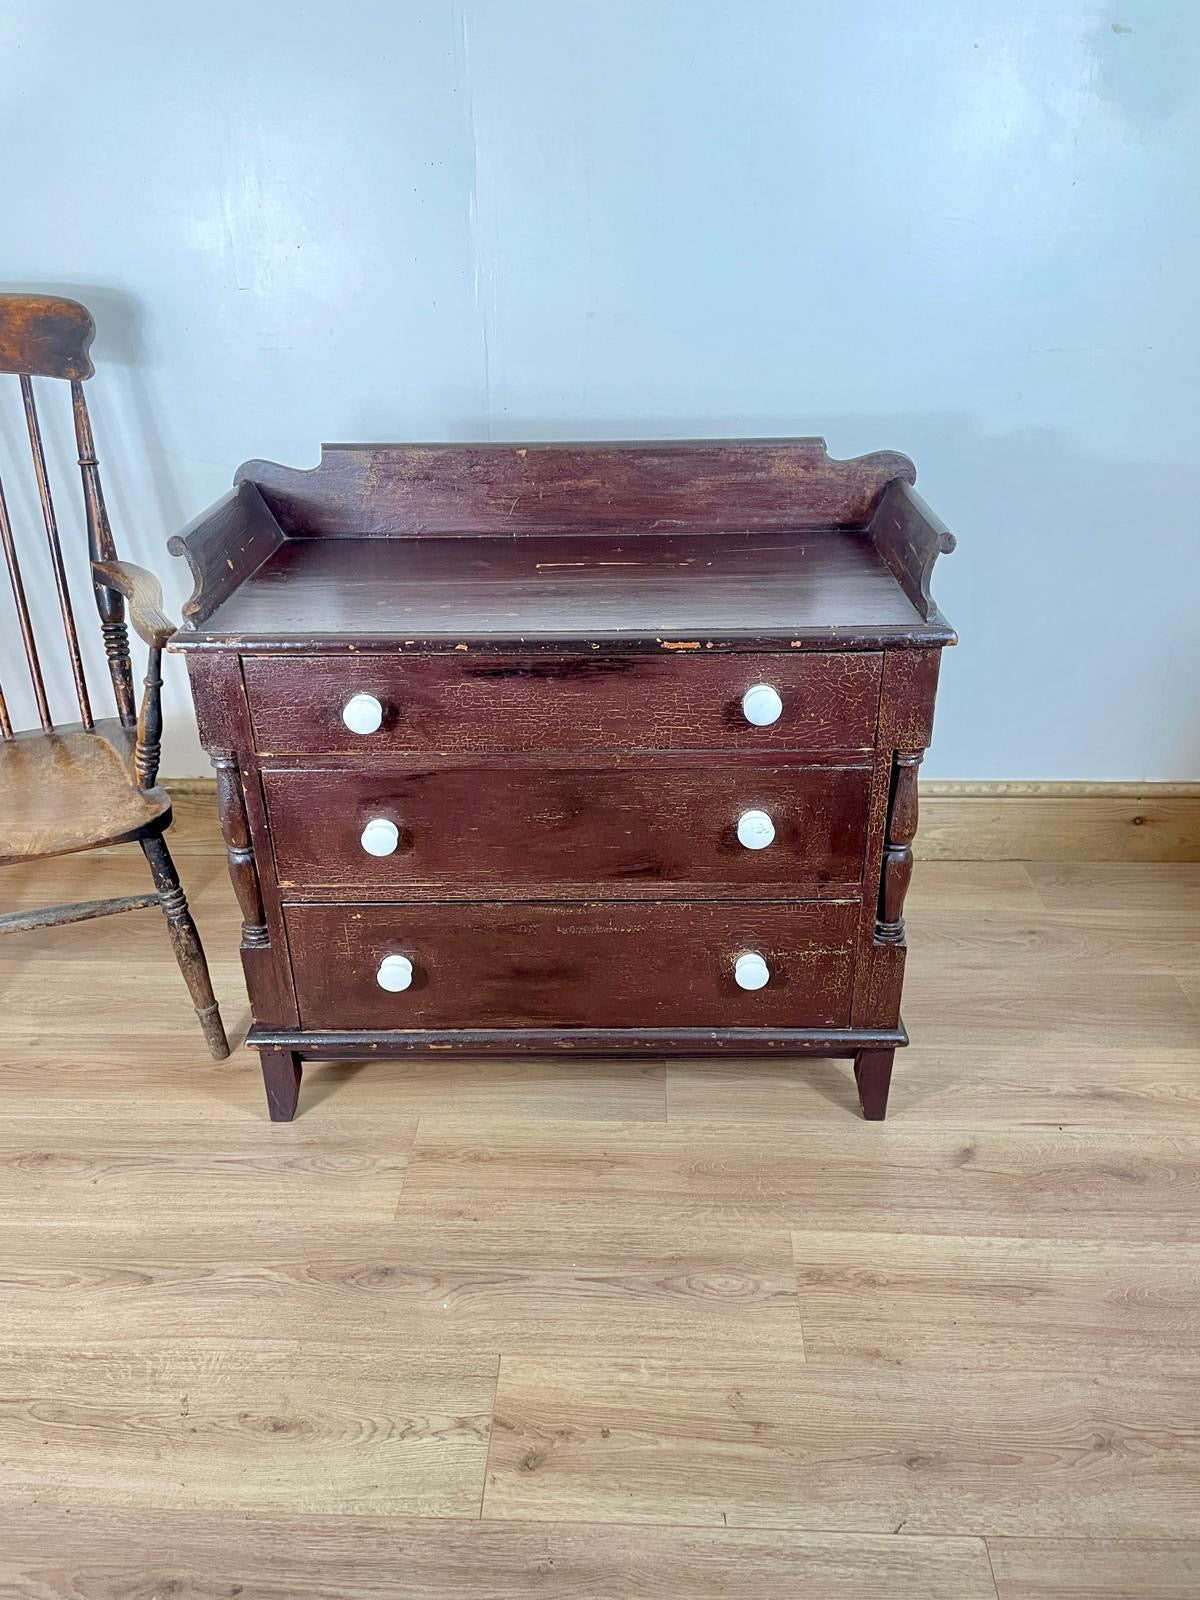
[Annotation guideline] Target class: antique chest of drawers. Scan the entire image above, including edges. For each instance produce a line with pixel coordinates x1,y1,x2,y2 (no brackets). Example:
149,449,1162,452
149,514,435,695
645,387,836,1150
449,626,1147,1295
170,440,956,1120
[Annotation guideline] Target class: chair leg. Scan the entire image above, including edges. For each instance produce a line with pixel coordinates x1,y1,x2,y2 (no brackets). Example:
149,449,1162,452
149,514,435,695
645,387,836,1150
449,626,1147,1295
260,1048,302,1121
853,1047,894,1121
140,833,230,1060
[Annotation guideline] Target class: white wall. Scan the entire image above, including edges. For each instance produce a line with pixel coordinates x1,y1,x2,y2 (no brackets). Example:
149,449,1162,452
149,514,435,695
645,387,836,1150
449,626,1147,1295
2,0,1197,779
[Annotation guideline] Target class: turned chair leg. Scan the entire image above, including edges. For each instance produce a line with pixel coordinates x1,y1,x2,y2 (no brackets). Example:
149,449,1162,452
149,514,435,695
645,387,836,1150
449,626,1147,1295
140,833,230,1060
854,1047,894,1121
260,1048,302,1121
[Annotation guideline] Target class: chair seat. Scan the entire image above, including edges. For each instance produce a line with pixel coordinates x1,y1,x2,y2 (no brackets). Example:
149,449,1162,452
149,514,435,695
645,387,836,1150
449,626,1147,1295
0,720,171,866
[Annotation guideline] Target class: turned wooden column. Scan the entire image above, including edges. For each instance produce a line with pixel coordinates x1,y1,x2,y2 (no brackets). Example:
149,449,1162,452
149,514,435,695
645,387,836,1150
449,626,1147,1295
212,753,269,951
134,647,163,790
876,750,922,945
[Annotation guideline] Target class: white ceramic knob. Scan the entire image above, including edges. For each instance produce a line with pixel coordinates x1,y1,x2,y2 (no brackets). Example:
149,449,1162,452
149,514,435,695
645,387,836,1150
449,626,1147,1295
376,954,414,992
342,692,384,735
742,684,782,727
736,809,775,850
360,817,400,857
734,951,771,991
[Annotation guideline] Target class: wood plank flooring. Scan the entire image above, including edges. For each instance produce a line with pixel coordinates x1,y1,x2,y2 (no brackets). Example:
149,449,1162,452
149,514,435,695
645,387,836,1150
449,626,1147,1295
0,796,1197,1597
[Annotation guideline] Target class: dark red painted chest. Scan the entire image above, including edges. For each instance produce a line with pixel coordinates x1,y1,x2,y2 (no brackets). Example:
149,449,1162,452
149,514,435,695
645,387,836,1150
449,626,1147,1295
171,439,955,1119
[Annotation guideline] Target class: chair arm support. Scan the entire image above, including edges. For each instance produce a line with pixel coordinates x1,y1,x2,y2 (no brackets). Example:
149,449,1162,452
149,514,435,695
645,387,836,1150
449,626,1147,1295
92,561,170,789
92,560,176,650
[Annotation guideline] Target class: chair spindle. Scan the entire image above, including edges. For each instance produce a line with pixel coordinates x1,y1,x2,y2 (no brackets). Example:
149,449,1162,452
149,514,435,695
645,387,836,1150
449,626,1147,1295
72,381,135,727
135,645,164,789
0,469,53,729
0,676,11,739
20,374,93,729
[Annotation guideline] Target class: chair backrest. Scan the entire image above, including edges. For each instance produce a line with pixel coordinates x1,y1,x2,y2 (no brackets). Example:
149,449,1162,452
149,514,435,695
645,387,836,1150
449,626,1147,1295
0,293,135,739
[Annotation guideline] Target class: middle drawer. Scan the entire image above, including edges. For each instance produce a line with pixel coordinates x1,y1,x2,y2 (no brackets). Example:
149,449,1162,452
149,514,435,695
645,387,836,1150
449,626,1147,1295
262,756,873,898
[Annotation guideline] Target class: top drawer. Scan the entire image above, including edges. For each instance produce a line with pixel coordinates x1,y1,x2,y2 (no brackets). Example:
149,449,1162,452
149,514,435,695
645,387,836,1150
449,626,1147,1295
241,652,882,754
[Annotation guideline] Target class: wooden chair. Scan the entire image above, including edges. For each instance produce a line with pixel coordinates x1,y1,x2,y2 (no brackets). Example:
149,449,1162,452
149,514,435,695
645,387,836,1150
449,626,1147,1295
0,293,228,1058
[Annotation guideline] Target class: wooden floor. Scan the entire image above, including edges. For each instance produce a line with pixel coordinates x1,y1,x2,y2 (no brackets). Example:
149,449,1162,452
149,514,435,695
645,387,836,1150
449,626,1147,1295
1,796,1198,1598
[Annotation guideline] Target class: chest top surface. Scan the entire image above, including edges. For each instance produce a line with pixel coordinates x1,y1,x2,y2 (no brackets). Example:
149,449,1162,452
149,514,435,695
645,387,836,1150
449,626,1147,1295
169,438,956,653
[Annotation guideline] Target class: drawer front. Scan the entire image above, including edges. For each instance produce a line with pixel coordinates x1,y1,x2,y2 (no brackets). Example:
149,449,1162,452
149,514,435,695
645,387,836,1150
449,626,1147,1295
242,652,881,755
263,757,872,897
286,900,857,1030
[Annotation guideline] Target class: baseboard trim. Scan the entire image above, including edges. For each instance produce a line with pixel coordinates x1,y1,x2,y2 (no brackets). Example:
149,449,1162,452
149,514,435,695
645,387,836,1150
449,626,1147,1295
915,781,1200,862
169,778,227,798
921,780,1200,799
164,777,1200,863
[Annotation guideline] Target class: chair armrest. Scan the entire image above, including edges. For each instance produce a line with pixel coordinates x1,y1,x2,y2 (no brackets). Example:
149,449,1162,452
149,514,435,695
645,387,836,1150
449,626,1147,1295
92,560,176,650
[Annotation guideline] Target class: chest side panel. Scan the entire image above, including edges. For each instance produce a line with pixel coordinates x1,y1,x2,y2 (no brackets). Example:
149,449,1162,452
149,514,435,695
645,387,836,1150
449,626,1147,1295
852,647,944,1028
180,649,298,1028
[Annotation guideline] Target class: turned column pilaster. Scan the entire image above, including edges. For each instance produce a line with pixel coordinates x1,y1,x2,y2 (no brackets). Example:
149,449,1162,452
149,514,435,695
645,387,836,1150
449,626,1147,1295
212,753,270,951
875,750,923,945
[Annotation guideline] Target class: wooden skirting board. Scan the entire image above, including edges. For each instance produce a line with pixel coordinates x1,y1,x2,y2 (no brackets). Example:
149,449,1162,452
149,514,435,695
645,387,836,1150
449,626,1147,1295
918,780,1200,862
164,778,1200,863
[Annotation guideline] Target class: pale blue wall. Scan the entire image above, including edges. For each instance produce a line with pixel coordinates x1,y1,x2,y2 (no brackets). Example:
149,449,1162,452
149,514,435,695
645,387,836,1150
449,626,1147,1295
2,0,1197,776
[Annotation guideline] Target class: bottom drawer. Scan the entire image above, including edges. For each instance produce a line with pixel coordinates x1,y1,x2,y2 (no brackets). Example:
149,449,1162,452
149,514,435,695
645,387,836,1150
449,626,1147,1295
285,901,857,1031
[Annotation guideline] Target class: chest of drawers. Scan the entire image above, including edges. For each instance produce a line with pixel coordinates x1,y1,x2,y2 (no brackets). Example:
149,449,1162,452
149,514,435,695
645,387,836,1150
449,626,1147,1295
171,439,955,1120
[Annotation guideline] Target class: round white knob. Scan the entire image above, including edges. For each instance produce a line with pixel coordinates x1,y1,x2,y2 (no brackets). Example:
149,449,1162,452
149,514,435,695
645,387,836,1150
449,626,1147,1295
742,684,782,727
342,693,384,735
360,817,400,857
734,951,771,991
376,954,414,992
736,809,776,850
